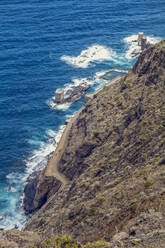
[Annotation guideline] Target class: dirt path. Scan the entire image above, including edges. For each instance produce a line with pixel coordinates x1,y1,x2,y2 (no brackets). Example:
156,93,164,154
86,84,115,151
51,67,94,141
45,76,122,186
45,109,82,185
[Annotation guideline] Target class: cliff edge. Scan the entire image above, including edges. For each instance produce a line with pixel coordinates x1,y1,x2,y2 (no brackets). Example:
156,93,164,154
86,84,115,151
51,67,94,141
1,40,165,247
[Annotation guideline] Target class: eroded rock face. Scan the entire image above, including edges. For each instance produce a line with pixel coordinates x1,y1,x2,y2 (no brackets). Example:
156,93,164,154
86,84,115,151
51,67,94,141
23,169,61,214
23,172,39,214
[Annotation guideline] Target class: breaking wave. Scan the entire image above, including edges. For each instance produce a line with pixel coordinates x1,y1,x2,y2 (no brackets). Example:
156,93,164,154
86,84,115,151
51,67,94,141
0,125,65,230
25,126,65,175
61,44,117,68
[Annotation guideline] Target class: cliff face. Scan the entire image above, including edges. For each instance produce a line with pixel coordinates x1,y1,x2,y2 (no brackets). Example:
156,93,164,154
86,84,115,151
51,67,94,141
1,40,165,248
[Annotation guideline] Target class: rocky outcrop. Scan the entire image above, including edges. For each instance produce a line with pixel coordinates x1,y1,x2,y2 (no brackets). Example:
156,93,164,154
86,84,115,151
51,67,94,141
64,83,90,102
23,172,39,214
54,80,90,106
23,169,61,214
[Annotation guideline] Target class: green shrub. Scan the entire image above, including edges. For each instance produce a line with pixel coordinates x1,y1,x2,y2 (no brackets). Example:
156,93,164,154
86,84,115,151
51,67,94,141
144,180,153,188
125,79,131,84
40,235,79,248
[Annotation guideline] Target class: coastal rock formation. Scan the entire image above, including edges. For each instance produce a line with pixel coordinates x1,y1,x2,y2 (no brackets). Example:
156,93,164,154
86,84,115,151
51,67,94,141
64,83,90,102
23,172,39,214
23,169,61,214
54,79,90,106
1,40,165,247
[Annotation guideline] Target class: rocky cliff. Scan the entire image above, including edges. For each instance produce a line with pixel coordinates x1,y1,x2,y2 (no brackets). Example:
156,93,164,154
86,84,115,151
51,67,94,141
1,40,165,248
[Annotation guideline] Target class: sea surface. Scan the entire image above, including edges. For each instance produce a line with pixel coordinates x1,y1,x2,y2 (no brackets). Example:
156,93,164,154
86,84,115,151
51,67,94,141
0,0,164,229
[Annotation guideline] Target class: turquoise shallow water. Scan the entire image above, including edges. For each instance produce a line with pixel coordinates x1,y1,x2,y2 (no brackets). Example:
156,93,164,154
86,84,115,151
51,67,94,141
0,0,164,229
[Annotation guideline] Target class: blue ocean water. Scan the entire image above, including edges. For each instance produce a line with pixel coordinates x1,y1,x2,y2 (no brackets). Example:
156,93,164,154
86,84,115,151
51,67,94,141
0,0,164,229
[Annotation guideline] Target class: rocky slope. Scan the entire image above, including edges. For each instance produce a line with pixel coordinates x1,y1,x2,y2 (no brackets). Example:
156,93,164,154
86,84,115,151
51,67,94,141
1,40,165,247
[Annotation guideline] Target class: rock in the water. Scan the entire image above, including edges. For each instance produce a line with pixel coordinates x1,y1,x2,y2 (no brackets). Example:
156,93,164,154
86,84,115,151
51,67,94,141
65,84,90,102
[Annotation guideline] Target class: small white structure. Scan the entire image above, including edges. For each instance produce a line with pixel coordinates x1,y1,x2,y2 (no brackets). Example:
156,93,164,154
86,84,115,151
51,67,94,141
138,32,148,50
55,89,64,103
138,32,144,46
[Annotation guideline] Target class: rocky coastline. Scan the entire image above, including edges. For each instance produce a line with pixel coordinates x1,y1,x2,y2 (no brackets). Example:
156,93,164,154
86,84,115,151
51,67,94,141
23,75,122,215
22,33,156,217
1,39,165,247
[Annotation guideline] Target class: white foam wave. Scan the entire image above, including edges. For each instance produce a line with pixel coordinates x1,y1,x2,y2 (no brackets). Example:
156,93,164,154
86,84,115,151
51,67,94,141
0,201,27,230
47,99,72,111
94,70,109,79
124,35,141,60
6,172,24,184
147,36,161,44
123,34,139,44
0,125,66,230
61,44,117,68
55,103,72,110
46,129,57,137
110,68,128,73
71,77,94,86
25,126,65,175
124,34,161,60
46,99,57,109
1,172,29,229
7,186,17,193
